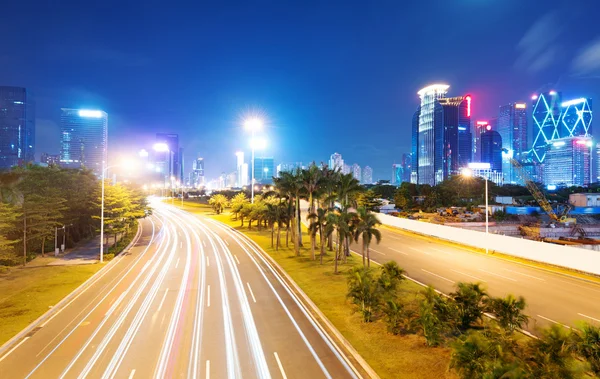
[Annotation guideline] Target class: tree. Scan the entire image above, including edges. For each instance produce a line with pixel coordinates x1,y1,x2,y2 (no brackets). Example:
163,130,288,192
208,194,228,214
346,266,381,322
572,323,600,375
450,330,503,379
230,192,249,220
354,207,382,267
356,190,382,212
451,282,489,331
95,183,133,249
488,295,529,333
326,211,341,273
308,207,328,263
0,202,21,254
337,173,362,208
378,260,405,295
383,299,418,336
418,286,459,346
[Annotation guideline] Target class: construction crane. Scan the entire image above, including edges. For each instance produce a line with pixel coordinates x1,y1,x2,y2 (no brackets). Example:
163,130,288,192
509,158,576,224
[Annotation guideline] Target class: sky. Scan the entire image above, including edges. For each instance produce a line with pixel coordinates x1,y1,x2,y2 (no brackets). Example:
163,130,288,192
2,0,600,180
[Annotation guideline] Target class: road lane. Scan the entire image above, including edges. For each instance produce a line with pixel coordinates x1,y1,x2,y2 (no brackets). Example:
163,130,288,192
0,202,365,379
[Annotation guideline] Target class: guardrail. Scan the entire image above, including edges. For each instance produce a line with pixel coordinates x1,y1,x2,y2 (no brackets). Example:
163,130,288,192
377,213,600,276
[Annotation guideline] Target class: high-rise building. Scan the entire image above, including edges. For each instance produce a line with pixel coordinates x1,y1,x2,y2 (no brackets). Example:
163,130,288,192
60,109,107,175
362,166,373,184
276,162,302,177
413,84,472,185
391,164,402,185
329,152,343,171
596,143,600,183
532,91,562,163
0,86,35,169
411,108,420,184
544,137,591,187
473,121,489,162
352,163,361,182
236,151,246,186
253,157,275,184
342,163,351,175
227,171,237,188
154,133,181,183
40,152,60,166
498,102,528,183
560,97,592,138
480,130,503,172
401,153,412,183
192,156,205,187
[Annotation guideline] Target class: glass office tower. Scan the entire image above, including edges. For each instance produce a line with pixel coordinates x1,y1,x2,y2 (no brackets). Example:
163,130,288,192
0,86,35,169
60,108,107,175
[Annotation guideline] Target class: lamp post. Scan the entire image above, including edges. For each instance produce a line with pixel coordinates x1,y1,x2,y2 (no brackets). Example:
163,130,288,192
244,118,264,203
463,168,489,254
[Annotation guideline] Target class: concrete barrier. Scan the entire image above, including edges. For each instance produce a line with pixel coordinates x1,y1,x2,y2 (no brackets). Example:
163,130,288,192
377,213,600,276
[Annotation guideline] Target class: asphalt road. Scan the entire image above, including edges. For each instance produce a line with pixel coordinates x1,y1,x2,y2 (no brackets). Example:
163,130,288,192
354,225,600,332
0,201,363,379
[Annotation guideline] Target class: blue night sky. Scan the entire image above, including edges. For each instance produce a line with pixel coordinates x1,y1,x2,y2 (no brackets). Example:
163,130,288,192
1,0,600,180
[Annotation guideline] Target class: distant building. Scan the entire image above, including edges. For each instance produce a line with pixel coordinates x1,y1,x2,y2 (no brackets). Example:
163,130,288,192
60,108,107,175
480,130,503,172
560,97,592,138
413,84,472,186
498,102,527,183
401,153,412,183
342,163,351,175
236,152,245,186
276,162,302,177
227,171,237,188
544,137,591,187
532,91,562,163
154,133,182,183
569,193,600,207
252,157,275,184
391,164,402,185
192,156,205,187
411,108,420,184
352,163,361,182
40,152,60,166
329,152,343,171
0,86,35,170
362,166,373,184
473,121,489,162
465,163,504,185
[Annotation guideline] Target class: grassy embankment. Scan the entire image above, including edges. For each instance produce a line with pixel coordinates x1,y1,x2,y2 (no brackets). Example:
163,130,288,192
182,201,456,379
0,222,138,346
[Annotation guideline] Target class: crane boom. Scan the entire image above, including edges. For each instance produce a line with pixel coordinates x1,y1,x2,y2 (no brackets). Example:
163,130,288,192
509,158,560,222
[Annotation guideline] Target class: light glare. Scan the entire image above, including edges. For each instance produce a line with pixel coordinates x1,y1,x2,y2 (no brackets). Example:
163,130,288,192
78,110,103,118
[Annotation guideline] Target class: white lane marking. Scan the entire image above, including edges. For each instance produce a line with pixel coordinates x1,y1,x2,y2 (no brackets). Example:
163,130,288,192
141,261,150,273
234,255,240,265
0,337,29,363
128,369,136,379
274,352,288,379
478,269,517,282
430,247,451,255
502,268,545,282
105,292,127,317
175,258,180,269
450,269,486,282
247,282,257,303
421,269,455,284
202,240,206,247
578,313,600,323
224,240,229,246
206,256,210,267
205,360,210,379
409,247,431,255
158,289,169,312
370,248,385,256
537,314,572,329
207,285,211,307
385,234,403,240
387,247,408,256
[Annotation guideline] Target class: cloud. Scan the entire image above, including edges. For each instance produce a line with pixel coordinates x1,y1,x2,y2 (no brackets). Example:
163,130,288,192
571,37,600,77
514,12,562,73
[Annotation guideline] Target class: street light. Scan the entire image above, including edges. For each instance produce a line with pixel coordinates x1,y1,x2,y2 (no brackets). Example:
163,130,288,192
100,159,136,263
244,118,264,203
462,168,489,254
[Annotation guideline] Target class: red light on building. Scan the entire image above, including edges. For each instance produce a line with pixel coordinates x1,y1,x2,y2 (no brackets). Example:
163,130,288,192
476,121,488,126
465,95,472,117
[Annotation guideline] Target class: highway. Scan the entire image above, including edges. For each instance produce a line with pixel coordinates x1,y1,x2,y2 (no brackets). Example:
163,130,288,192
355,224,600,331
0,201,364,379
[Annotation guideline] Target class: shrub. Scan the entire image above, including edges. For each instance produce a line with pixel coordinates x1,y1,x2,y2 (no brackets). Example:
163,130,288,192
488,295,529,333
451,282,489,330
346,267,381,322
383,299,418,335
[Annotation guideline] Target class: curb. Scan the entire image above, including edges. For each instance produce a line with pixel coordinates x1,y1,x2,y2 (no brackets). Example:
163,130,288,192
0,220,143,357
225,222,380,379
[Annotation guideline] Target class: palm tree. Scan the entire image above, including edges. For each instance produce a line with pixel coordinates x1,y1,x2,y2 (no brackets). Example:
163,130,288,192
319,165,340,250
274,171,302,254
230,192,249,220
336,173,362,208
354,207,382,267
308,207,327,262
326,211,341,273
488,295,529,333
336,207,355,264
208,194,228,214
302,164,321,257
451,282,489,330
572,323,600,375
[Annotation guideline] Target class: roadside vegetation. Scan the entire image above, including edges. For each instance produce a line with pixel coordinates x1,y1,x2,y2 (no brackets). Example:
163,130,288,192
0,165,149,267
195,163,600,378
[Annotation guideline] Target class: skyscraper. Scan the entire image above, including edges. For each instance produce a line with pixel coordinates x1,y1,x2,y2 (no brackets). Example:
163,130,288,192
40,152,60,166
532,91,562,163
342,163,351,175
60,108,107,175
252,157,275,184
411,108,420,184
155,133,181,182
401,153,412,183
473,121,489,162
560,97,592,138
480,130,503,172
544,137,591,187
352,163,361,182
498,102,527,183
362,166,373,184
192,156,205,187
0,86,35,169
413,84,472,186
329,152,343,171
391,164,402,185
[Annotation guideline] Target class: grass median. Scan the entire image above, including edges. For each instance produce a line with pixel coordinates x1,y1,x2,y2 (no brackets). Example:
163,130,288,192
182,201,456,379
